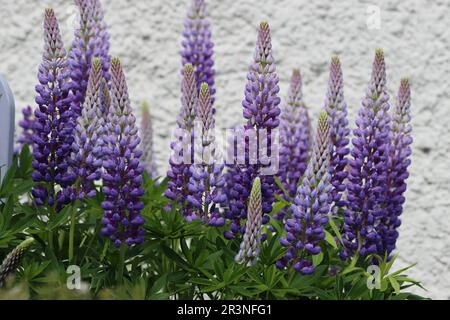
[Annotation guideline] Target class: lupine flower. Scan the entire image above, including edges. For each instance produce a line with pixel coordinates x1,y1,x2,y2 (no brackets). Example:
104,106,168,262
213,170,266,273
323,56,350,211
100,57,145,248
140,102,158,178
101,78,111,114
69,57,105,199
17,106,35,148
235,177,263,266
69,0,111,118
0,239,34,287
382,78,412,255
276,111,331,275
278,69,311,206
187,83,226,226
181,0,215,102
341,49,392,259
32,8,75,209
165,64,197,213
224,22,281,239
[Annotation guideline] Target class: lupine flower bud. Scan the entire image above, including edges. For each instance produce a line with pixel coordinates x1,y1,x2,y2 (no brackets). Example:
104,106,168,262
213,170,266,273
0,239,34,287
187,83,226,226
277,111,332,275
165,64,197,213
235,177,263,266
224,22,281,239
32,8,75,209
17,106,35,149
100,57,145,248
341,49,392,259
181,0,215,102
140,102,158,178
70,0,111,118
382,78,412,255
278,69,311,208
69,58,105,199
323,56,350,210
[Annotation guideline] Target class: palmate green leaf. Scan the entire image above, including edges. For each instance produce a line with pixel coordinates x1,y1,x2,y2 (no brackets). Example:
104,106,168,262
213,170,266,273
345,277,370,299
328,216,343,244
161,244,192,271
388,276,401,294
271,201,288,217
0,161,17,197
190,277,216,286
268,216,284,235
47,205,73,231
149,274,168,297
341,254,361,275
228,285,256,298
0,196,14,232
274,176,290,201
312,251,324,267
18,145,32,174
200,251,223,269
324,230,338,249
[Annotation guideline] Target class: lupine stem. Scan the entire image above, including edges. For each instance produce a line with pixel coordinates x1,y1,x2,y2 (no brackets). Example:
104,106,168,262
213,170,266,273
117,245,126,284
68,205,76,263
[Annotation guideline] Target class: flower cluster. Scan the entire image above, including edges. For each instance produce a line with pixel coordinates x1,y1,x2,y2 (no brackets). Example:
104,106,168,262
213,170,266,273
69,57,105,199
187,83,226,226
235,177,263,266
382,78,412,255
17,105,35,149
277,111,332,274
140,102,158,178
31,8,75,209
0,239,34,287
165,64,197,214
100,58,145,247
69,0,110,118
323,56,350,211
181,0,215,102
341,49,392,259
277,69,311,214
224,22,281,239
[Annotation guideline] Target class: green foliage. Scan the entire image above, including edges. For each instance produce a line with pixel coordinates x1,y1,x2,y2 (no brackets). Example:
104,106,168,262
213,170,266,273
0,147,427,300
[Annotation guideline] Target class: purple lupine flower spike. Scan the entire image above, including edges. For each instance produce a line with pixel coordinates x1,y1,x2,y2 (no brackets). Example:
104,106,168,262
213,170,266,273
277,111,332,275
17,106,35,148
187,83,226,226
140,101,158,178
70,0,111,119
341,49,392,259
181,0,215,102
70,58,105,199
235,177,263,266
101,57,145,248
32,8,75,209
323,56,350,211
165,64,197,212
278,69,311,201
224,22,281,239
382,78,412,255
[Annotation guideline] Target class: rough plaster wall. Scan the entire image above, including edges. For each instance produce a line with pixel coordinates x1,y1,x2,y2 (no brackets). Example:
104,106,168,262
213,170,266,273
1,0,449,299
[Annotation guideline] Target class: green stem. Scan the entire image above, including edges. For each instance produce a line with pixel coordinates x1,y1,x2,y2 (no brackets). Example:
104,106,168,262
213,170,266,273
68,205,76,263
48,229,54,252
117,245,127,284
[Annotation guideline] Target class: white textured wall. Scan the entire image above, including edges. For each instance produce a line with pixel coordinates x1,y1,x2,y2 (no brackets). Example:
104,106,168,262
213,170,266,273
1,0,449,299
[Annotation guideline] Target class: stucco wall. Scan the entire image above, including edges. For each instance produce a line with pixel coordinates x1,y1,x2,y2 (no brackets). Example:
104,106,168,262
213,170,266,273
1,0,449,299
